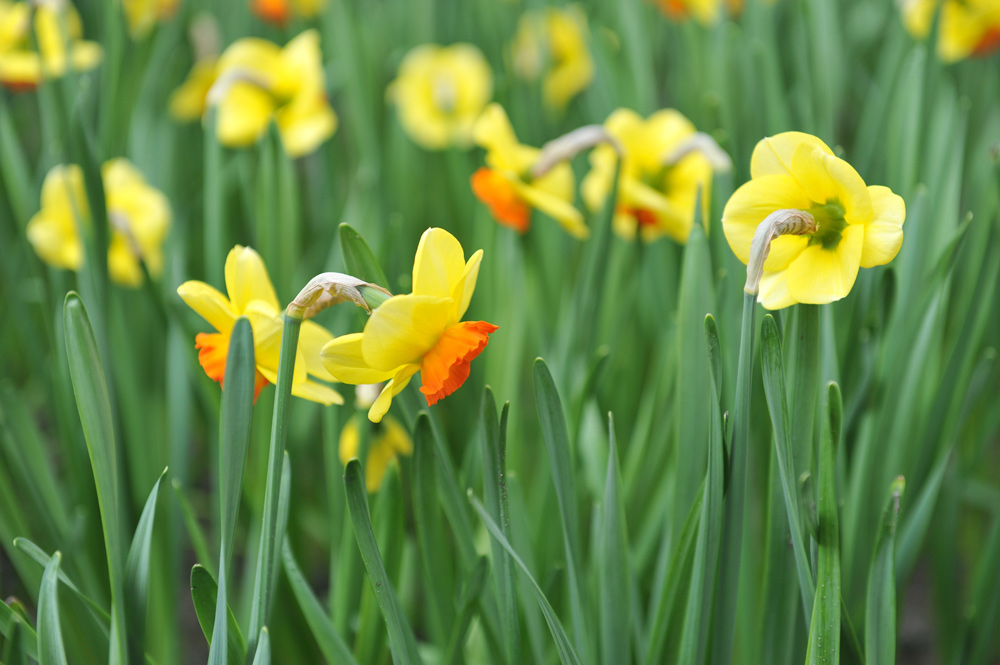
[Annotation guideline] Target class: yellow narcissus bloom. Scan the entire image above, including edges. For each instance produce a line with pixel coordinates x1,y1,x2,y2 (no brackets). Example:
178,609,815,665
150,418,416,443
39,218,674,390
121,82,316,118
471,104,587,238
177,246,343,405
321,228,497,423
122,0,179,40
251,0,325,26
339,414,413,492
582,108,714,244
900,0,1000,62
511,5,594,111
722,132,905,310
0,0,101,91
387,44,493,150
169,30,337,158
26,160,171,287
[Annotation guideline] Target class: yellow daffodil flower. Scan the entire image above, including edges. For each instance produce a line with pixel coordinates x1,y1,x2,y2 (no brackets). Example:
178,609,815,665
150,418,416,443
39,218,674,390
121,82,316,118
339,414,413,492
581,108,714,243
722,132,905,309
387,43,493,150
177,246,343,405
26,160,170,287
0,0,101,91
511,5,594,111
122,0,179,40
900,0,1000,62
251,0,325,26
170,30,337,158
471,103,587,238
321,228,497,423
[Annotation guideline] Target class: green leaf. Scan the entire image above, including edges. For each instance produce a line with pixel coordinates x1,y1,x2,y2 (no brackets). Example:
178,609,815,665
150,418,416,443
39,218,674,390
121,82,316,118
760,314,815,624
442,556,490,665
805,382,842,665
12,539,110,624
203,108,227,286
125,468,167,662
281,541,360,665
172,480,214,577
210,318,256,665
866,477,905,665
2,609,31,665
344,458,424,665
480,387,519,665
339,223,390,287
469,494,584,665
251,628,270,665
36,553,67,665
600,413,631,665
190,565,247,665
532,358,589,659
62,292,128,664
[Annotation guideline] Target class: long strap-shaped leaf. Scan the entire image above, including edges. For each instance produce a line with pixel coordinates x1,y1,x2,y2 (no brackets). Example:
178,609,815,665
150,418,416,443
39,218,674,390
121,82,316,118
37,553,68,665
600,414,631,665
190,565,247,665
344,459,424,665
866,477,905,665
125,469,168,663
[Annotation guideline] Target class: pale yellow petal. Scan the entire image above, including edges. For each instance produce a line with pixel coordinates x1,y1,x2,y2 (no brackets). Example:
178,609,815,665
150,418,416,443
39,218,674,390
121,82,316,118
757,270,797,310
275,94,337,158
515,179,588,239
785,224,864,304
107,232,143,287
750,131,834,180
763,235,810,272
177,281,237,332
411,227,468,299
721,174,812,265
790,144,873,223
170,59,218,120
361,294,453,370
321,333,396,384
453,249,482,320
291,379,343,405
300,319,336,381
70,41,102,73
368,364,420,423
860,185,905,268
215,82,275,148
225,245,279,313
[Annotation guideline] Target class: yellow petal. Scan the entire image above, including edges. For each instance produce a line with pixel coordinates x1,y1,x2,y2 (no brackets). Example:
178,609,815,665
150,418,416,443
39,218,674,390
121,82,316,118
453,250,482,321
0,51,42,88
860,185,905,268
215,81,275,148
764,235,810,272
790,143,873,224
275,93,337,158
276,29,324,98
243,299,305,384
369,364,420,423
473,102,519,152
291,379,343,405
721,174,812,265
750,131,834,180
339,417,361,464
757,270,797,310
26,210,82,270
361,294,453,371
170,59,218,120
785,224,864,304
321,333,397,384
70,41,102,73
217,37,283,87
300,319,337,381
411,227,468,300
108,232,143,287
381,416,414,455
515,176,589,239
224,245,279,313
177,281,237,332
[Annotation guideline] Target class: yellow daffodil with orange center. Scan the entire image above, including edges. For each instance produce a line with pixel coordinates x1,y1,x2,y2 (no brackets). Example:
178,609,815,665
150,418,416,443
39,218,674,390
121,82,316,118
169,30,337,158
471,103,587,238
321,228,497,423
722,132,905,310
251,0,325,26
387,44,493,150
511,5,594,111
0,0,101,91
900,0,1000,62
339,414,413,492
178,246,343,405
26,160,170,287
122,0,179,40
582,108,715,243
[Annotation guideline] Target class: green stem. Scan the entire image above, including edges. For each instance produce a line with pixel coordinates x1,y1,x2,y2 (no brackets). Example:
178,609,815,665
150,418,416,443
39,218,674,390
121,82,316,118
204,109,225,287
246,313,301,661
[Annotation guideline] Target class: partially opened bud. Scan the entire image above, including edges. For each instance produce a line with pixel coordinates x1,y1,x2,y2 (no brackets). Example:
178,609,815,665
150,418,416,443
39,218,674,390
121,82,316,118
287,272,392,320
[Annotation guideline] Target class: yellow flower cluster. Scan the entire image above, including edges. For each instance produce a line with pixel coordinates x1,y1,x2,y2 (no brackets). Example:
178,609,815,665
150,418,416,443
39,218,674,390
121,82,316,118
900,0,1000,62
27,160,170,288
170,30,337,158
0,0,101,91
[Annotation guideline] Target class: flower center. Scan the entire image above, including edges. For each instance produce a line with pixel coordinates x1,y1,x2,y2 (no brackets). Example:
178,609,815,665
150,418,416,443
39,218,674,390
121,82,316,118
807,200,847,250
432,76,457,113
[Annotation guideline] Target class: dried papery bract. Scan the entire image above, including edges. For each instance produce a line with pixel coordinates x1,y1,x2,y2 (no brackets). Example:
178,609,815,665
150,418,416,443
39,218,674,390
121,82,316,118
287,272,391,320
662,132,733,173
744,209,817,295
531,124,623,178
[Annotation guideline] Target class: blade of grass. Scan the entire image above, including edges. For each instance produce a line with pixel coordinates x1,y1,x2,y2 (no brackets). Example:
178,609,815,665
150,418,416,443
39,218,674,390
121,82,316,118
37,553,67,665
125,468,167,663
190,565,247,665
866,476,905,665
172,479,214,576
12,539,110,624
600,413,631,665
251,627,270,665
339,223,390,287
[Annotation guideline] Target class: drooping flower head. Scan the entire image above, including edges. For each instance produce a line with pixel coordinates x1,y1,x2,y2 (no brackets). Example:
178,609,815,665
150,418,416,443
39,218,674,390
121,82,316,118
510,5,594,111
321,228,497,423
169,30,337,158
251,0,325,26
26,160,170,287
122,0,180,40
387,44,493,150
0,0,101,91
722,132,905,309
178,246,343,405
581,108,718,244
900,0,1000,62
471,103,587,238
339,414,413,492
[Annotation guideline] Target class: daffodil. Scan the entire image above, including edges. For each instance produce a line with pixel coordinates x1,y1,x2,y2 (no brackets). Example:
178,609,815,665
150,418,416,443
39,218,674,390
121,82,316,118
177,246,343,405
387,43,493,150
321,228,497,423
471,103,587,238
722,132,905,310
26,160,170,287
170,30,337,158
581,108,716,244
251,0,325,26
900,0,1000,62
339,414,413,492
0,0,101,91
122,0,179,40
511,5,593,111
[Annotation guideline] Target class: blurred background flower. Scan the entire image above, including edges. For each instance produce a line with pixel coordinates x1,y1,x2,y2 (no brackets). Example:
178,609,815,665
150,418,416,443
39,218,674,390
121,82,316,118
0,0,101,90
510,4,594,111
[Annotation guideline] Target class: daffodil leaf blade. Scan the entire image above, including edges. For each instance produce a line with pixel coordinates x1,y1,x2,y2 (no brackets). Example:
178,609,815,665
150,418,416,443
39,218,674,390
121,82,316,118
189,564,247,665
600,413,631,665
866,476,905,665
125,468,168,663
442,555,490,665
339,223,390,288
36,553,67,665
